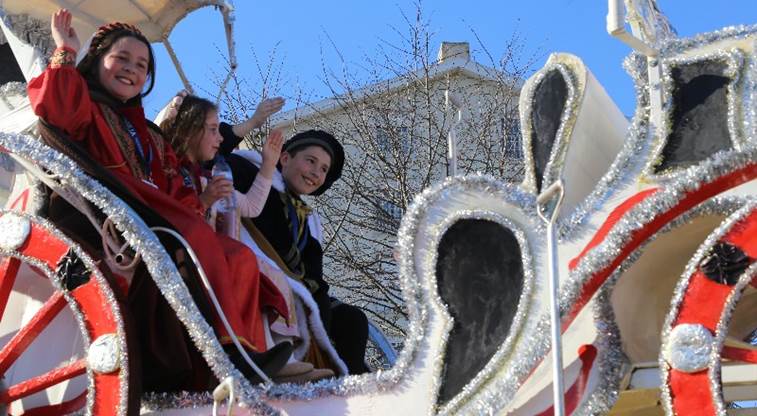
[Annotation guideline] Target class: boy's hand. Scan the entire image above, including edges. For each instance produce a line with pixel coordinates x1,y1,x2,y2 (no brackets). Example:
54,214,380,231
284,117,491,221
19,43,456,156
261,129,283,167
250,97,285,128
260,130,283,178
199,176,233,209
51,9,80,51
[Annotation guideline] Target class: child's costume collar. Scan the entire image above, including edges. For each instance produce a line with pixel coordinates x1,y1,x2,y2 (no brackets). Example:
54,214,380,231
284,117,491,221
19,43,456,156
233,149,287,192
232,149,323,244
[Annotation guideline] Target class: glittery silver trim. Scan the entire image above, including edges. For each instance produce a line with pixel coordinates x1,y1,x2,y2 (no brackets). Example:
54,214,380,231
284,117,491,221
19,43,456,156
646,49,747,177
87,334,122,374
664,324,714,373
140,391,214,412
247,175,542,409
0,209,123,415
432,210,536,415
745,37,757,145
0,133,277,414
0,81,26,100
708,260,757,416
659,200,757,416
0,212,30,250
519,59,582,195
0,12,53,59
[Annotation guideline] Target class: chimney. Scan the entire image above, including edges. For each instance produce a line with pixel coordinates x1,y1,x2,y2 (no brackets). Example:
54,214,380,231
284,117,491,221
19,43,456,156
437,42,470,64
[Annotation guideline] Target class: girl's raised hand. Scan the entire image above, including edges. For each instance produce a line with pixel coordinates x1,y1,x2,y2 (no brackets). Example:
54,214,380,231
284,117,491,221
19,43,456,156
251,97,285,127
51,9,80,51
261,129,284,169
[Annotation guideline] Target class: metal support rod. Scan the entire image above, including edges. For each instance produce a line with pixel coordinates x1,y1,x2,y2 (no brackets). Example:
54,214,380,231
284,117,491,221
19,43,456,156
215,1,238,105
163,39,195,94
536,179,566,416
151,227,271,384
606,0,658,57
445,90,462,177
606,0,665,147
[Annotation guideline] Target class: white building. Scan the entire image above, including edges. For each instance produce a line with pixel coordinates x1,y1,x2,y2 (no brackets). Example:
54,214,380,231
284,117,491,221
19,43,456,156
261,42,526,348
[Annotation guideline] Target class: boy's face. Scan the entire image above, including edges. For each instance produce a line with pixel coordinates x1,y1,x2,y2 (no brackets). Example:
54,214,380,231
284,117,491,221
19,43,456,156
280,145,332,195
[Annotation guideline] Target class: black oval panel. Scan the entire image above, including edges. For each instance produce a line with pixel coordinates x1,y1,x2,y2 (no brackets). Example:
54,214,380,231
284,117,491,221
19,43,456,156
530,69,568,192
654,59,732,173
435,218,525,406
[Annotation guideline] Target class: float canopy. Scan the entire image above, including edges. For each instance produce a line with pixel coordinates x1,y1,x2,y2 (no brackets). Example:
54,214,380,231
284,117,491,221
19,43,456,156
1,0,230,43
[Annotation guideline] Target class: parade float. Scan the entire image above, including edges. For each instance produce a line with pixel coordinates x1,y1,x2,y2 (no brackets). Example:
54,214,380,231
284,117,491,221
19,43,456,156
0,0,754,414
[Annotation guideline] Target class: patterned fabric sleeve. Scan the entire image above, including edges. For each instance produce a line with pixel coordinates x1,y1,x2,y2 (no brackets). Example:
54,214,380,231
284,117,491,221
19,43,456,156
49,46,76,68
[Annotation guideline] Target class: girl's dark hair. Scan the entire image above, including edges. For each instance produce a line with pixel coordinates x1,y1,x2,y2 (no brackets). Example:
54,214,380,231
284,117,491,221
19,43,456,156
76,26,156,100
160,95,218,159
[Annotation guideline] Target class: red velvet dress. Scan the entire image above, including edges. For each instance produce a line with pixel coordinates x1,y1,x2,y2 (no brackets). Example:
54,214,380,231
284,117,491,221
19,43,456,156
27,54,286,353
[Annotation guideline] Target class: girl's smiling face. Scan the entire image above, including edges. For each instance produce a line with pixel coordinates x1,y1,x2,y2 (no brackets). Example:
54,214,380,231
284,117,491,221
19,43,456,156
280,145,331,195
97,36,149,101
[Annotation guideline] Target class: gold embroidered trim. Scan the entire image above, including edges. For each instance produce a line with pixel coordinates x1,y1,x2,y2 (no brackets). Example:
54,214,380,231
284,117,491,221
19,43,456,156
50,47,75,68
98,104,148,180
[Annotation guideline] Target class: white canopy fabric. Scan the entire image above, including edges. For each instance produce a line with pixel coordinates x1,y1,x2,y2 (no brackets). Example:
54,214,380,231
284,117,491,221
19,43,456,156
0,0,230,42
0,0,236,95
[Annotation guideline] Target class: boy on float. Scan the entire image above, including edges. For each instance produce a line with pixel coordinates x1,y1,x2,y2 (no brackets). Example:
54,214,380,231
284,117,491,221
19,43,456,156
222,127,371,374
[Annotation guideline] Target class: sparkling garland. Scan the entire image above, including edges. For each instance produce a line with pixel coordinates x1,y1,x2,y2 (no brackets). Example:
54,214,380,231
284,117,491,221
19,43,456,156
519,60,582,195
0,12,53,60
0,210,125,415
646,49,746,177
577,196,749,415
659,199,757,415
0,81,27,101
0,132,280,414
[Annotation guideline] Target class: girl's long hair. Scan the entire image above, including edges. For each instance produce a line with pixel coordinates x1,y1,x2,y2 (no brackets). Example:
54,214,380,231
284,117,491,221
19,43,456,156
161,95,218,159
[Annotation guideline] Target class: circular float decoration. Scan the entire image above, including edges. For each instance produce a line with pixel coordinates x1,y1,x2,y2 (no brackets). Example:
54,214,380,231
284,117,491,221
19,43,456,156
660,204,757,416
0,210,131,415
663,324,714,373
87,334,122,374
0,213,30,251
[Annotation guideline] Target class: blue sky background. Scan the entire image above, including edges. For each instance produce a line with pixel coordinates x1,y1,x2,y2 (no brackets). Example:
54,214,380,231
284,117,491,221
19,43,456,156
144,1,756,119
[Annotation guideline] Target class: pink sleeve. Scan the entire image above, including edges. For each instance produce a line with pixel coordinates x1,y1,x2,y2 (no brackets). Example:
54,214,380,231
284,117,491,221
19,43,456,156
236,174,272,218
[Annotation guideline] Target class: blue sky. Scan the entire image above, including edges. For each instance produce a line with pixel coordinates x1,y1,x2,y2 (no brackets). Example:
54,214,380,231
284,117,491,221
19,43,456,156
144,1,756,119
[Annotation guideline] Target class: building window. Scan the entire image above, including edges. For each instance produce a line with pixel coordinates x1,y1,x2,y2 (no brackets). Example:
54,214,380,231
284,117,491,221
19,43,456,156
378,199,403,221
501,117,523,159
375,126,410,154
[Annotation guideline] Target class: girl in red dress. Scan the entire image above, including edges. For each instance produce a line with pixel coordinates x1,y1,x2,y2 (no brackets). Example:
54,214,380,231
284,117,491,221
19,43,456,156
27,9,290,389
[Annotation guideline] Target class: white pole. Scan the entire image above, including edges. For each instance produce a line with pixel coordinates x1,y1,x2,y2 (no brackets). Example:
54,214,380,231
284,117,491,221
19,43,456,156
537,180,566,416
606,0,658,57
445,90,462,177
